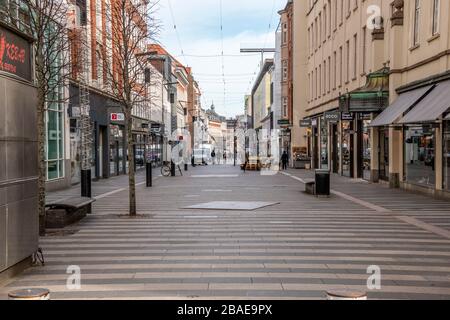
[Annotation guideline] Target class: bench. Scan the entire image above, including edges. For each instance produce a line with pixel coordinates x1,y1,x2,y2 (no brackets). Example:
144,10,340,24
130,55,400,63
45,197,95,229
304,179,316,195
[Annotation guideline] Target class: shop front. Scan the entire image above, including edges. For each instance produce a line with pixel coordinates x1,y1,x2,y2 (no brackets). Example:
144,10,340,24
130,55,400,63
371,74,450,198
444,119,450,192
339,69,389,181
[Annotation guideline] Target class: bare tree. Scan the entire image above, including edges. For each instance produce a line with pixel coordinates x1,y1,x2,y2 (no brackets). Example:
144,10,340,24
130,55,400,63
6,0,72,235
102,0,161,216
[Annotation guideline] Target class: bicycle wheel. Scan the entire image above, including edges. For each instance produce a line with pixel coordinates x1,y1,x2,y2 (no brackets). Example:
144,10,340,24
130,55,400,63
161,165,171,177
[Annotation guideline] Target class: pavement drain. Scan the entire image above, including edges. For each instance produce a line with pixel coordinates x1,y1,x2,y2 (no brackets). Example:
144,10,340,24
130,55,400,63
183,201,280,211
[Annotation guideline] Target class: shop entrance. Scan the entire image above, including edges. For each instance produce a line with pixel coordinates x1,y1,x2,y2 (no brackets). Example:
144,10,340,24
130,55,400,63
379,128,389,181
331,123,339,173
312,126,319,169
342,121,354,178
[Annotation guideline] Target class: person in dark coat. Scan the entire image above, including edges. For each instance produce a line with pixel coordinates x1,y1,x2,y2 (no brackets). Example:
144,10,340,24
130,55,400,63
281,151,289,170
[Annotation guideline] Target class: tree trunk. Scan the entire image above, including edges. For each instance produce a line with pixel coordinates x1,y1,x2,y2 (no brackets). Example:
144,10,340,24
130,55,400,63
37,82,47,236
126,109,137,216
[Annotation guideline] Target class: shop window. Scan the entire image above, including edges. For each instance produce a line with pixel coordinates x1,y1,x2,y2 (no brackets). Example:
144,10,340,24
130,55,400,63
320,117,328,169
444,121,450,191
45,86,64,181
404,126,435,188
362,119,371,181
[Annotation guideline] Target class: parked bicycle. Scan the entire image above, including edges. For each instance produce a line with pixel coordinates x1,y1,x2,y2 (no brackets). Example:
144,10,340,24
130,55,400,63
161,161,183,177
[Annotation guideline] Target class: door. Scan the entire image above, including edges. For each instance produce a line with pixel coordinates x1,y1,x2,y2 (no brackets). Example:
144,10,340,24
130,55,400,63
331,123,339,173
379,128,389,181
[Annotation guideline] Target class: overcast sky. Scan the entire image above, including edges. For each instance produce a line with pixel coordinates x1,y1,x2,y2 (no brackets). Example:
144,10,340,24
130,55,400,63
156,0,286,118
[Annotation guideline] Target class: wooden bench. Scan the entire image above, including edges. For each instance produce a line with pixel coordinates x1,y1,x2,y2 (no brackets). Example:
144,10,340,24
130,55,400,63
304,179,316,195
45,197,95,229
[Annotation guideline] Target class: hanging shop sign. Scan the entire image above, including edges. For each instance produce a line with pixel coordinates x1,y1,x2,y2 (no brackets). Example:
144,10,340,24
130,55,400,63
299,119,312,127
341,112,354,121
324,111,340,123
0,25,32,81
278,119,291,126
110,113,125,122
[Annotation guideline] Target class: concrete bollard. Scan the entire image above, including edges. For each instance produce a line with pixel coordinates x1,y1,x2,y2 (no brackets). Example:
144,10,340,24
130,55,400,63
326,290,367,300
8,288,50,300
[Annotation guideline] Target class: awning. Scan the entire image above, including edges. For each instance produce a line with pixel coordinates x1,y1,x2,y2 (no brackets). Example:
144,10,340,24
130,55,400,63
370,85,433,127
399,80,450,124
446,113,450,120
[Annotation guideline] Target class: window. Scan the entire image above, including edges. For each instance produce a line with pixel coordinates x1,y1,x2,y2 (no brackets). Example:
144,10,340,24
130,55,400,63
353,34,357,79
346,40,350,82
282,60,288,81
46,85,65,181
432,0,440,36
339,46,343,86
444,120,450,191
282,97,288,118
283,23,288,44
333,51,337,89
362,27,367,74
404,125,435,188
413,0,420,46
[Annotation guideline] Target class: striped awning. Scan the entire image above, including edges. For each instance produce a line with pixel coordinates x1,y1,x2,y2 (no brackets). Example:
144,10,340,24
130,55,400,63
399,80,450,124
370,85,433,127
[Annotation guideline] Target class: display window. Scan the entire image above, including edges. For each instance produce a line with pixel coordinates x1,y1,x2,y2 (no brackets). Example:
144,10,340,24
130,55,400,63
404,126,436,188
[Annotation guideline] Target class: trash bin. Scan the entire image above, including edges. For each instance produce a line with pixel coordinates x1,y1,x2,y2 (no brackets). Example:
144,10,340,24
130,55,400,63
315,169,330,197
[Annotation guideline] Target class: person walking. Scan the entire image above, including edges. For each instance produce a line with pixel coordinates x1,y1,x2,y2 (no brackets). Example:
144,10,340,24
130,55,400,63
211,149,216,165
281,151,289,171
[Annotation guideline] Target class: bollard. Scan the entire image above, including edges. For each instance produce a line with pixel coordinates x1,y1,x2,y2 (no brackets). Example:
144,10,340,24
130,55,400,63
9,288,50,300
171,161,176,177
326,290,367,300
184,163,188,171
146,162,152,187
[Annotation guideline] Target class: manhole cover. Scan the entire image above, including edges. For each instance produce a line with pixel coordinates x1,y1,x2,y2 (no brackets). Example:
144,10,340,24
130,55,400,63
183,201,279,211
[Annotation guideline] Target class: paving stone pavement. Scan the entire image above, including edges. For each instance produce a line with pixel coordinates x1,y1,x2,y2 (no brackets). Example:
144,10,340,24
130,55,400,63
1,165,450,300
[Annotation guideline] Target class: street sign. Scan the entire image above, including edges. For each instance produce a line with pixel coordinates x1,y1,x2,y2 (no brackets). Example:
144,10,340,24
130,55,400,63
299,119,312,127
111,113,125,121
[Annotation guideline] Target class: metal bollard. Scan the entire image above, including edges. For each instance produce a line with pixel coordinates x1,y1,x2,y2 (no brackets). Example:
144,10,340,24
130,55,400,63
184,163,188,171
9,288,50,300
146,162,152,187
326,290,367,300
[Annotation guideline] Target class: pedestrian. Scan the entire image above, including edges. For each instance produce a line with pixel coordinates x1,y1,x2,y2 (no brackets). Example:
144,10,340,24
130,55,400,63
211,149,216,165
243,152,249,173
281,151,289,170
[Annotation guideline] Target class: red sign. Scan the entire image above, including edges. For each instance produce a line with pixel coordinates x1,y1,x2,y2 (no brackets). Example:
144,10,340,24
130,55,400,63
111,113,125,122
0,25,32,81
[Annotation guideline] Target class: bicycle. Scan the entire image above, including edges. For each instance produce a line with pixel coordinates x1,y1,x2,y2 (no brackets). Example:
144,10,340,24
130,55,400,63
161,161,183,177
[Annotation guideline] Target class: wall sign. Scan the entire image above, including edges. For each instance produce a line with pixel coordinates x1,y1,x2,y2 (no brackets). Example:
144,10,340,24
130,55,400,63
110,113,125,122
0,25,32,81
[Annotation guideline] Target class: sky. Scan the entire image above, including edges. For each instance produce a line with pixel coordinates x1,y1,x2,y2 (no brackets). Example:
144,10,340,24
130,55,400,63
156,0,287,118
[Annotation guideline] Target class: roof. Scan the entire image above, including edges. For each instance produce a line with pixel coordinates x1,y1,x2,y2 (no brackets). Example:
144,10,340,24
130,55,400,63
147,44,189,74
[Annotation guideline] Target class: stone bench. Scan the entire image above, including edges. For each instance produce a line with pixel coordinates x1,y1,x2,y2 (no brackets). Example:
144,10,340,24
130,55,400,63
45,197,95,229
304,179,316,195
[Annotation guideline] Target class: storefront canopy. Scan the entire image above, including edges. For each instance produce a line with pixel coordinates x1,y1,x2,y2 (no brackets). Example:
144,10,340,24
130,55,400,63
399,80,450,124
370,85,433,127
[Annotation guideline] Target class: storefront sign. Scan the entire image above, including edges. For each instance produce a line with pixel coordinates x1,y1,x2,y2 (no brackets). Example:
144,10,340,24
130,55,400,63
111,113,125,122
0,25,32,81
324,111,340,123
278,119,290,126
299,119,312,127
341,112,354,121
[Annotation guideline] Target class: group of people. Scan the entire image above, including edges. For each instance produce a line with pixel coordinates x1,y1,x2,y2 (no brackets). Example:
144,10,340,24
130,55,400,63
208,149,290,170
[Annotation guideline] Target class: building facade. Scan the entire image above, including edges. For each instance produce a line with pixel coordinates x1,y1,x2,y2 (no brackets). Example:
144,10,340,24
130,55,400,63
0,19,38,279
294,0,450,198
